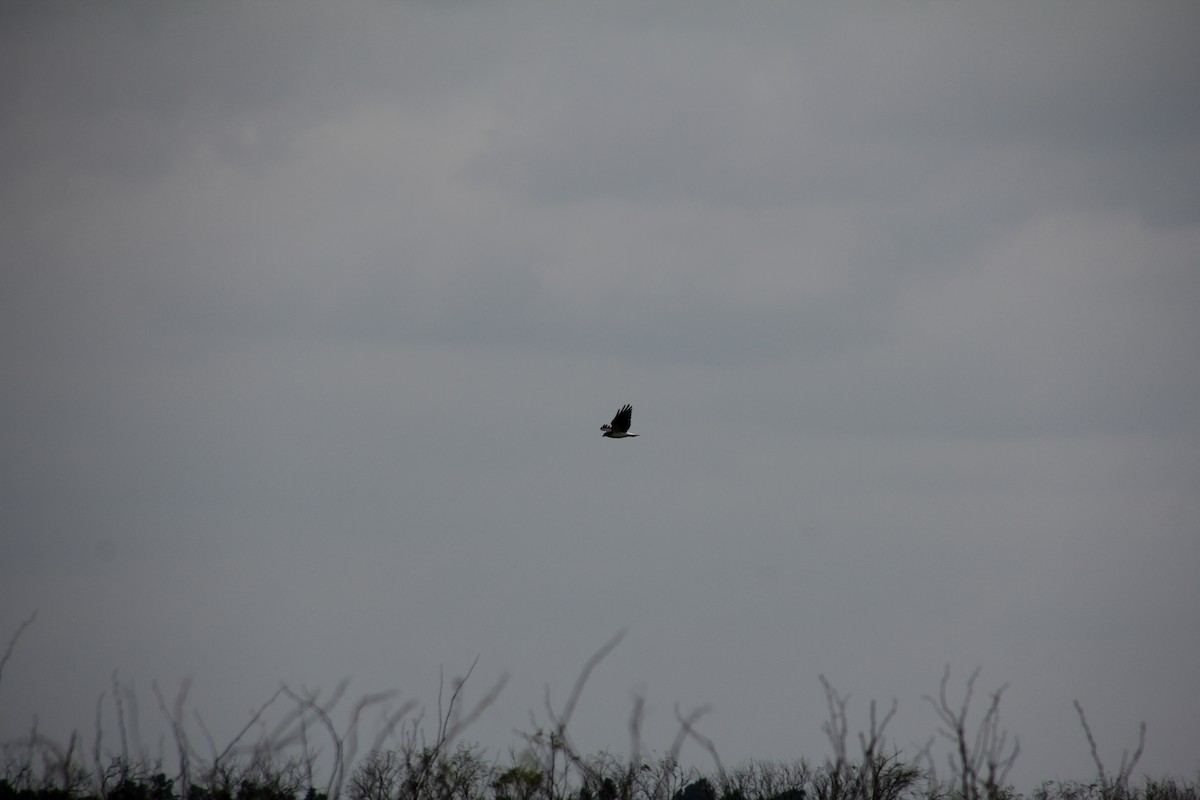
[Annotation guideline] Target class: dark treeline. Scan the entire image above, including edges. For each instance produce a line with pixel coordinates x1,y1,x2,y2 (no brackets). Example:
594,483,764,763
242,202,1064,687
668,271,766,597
2,623,1195,800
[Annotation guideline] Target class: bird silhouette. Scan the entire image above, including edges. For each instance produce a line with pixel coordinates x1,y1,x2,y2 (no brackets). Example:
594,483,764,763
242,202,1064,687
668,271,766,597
601,404,638,438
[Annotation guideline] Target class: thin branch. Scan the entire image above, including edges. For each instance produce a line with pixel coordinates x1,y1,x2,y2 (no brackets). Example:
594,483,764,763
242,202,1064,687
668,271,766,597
1117,722,1146,786
123,684,147,769
673,703,722,781
215,686,288,768
439,658,477,744
628,692,646,768
1075,700,1147,793
1074,700,1109,788
92,691,105,797
192,709,219,768
365,699,419,756
112,672,129,766
340,689,399,782
0,610,38,688
924,666,1020,800
557,630,626,735
152,678,196,792
280,683,346,800
444,671,507,745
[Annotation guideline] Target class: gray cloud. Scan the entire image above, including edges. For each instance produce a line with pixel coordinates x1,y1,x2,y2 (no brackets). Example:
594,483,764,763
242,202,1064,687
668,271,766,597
2,1,1199,790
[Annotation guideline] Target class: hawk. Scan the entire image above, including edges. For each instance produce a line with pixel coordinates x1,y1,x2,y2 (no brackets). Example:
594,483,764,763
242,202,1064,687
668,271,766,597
601,404,638,438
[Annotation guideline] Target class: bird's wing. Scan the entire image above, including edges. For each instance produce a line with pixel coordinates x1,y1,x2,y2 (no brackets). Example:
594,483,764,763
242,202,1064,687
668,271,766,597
609,404,633,434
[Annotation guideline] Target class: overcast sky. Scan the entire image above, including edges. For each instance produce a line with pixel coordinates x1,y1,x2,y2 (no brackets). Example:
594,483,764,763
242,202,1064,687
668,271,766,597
2,2,1199,790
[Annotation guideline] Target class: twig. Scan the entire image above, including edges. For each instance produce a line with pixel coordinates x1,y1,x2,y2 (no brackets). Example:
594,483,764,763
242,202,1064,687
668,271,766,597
673,703,722,781
557,631,626,736
152,678,196,793
0,611,38,688
281,684,344,800
1074,700,1146,794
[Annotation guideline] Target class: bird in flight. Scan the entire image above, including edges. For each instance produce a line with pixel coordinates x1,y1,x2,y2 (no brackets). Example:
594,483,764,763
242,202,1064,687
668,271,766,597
601,404,638,438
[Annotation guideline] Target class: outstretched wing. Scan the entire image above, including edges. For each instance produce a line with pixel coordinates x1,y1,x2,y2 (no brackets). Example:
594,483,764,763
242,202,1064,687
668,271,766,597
609,404,633,434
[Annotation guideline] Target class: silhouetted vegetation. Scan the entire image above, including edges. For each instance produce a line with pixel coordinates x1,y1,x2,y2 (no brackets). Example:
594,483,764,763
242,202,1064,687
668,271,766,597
2,617,1195,800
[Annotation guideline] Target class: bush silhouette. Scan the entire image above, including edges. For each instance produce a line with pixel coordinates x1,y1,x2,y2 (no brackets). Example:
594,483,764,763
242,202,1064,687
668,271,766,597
2,617,1195,800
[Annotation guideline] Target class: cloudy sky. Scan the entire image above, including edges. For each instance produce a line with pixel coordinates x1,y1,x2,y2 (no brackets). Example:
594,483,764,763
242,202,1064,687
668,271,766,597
2,2,1199,790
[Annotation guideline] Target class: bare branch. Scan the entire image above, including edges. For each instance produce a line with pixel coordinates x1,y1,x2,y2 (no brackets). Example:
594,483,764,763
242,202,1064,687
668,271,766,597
341,689,399,782
214,686,288,768
1074,700,1147,794
444,671,508,746
112,672,129,766
0,610,38,689
92,691,105,797
365,698,419,756
628,692,646,768
1074,700,1109,788
1117,722,1146,786
924,666,1016,800
556,630,626,736
192,709,218,767
281,684,343,800
673,703,722,781
152,678,195,792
